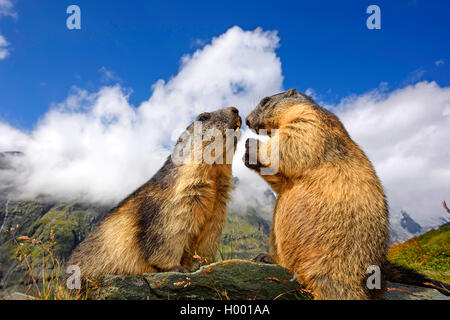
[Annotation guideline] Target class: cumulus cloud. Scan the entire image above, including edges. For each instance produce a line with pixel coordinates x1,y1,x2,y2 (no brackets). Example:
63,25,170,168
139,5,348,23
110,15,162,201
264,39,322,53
0,26,282,205
0,34,9,59
435,59,445,67
0,0,16,18
336,81,450,225
99,66,121,84
0,0,16,60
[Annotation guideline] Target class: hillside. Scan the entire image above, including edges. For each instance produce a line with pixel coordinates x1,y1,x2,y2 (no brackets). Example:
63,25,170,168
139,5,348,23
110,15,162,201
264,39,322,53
387,222,450,283
0,201,109,293
219,212,270,260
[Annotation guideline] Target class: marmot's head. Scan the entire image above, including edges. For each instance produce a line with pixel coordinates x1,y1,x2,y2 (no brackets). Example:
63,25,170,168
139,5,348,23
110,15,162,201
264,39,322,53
245,89,353,173
172,107,242,165
246,89,320,134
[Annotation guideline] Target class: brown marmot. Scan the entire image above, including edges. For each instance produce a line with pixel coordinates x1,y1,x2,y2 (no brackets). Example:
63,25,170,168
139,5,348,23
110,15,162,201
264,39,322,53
244,89,389,300
67,107,242,280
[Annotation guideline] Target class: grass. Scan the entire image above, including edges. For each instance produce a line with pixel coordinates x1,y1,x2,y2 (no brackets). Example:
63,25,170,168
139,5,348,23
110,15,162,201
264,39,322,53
218,214,269,260
9,227,86,300
387,222,450,283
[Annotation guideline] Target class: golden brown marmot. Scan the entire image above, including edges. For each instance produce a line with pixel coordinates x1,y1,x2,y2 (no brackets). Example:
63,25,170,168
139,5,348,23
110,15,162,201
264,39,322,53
244,89,389,300
67,107,242,280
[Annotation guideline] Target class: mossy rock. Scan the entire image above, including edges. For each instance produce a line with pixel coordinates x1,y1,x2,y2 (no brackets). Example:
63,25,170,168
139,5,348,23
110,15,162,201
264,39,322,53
89,260,450,300
385,281,449,300
92,260,313,300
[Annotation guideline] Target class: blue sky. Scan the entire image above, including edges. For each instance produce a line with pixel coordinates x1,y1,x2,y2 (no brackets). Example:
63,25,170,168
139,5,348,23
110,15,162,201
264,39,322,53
0,0,449,129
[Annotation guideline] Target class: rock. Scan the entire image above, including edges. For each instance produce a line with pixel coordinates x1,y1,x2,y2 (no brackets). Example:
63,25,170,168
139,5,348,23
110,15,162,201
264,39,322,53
91,260,449,300
1,292,36,300
89,275,151,300
92,259,313,300
384,281,449,300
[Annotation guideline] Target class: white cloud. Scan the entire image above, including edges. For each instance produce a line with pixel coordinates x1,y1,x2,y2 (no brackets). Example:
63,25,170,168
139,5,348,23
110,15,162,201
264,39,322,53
99,66,121,83
0,0,16,60
336,81,450,225
435,59,445,67
402,68,425,85
0,0,16,18
0,34,9,59
0,26,283,205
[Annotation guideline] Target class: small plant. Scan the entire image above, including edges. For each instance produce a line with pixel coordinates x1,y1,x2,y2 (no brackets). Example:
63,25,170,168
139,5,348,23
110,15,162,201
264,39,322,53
218,234,236,261
193,252,209,266
11,228,85,300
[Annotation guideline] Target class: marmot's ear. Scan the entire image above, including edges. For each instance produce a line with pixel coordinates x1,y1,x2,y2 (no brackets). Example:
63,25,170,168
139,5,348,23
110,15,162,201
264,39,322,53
286,89,297,97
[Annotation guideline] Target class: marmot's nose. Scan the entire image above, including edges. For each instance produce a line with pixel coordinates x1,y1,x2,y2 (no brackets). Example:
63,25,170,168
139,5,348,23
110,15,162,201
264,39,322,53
246,118,251,127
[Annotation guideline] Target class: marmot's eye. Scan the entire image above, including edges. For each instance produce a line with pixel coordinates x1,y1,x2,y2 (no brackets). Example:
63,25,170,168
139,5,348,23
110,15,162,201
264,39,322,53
261,97,271,106
197,113,211,122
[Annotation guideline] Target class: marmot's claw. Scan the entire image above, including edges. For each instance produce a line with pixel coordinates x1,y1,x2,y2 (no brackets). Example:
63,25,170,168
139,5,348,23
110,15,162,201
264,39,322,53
253,253,274,264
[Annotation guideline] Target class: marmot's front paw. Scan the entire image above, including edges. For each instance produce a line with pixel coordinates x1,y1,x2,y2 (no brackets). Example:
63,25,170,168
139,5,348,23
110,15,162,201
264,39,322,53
253,253,274,264
169,266,192,273
243,138,263,170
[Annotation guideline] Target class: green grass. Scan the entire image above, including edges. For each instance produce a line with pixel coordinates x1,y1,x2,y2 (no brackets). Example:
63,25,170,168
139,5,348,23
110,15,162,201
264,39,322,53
218,213,270,261
388,222,450,283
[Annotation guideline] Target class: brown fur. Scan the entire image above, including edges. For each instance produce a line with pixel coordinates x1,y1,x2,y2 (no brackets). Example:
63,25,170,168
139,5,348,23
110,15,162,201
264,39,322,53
67,107,242,280
244,89,389,300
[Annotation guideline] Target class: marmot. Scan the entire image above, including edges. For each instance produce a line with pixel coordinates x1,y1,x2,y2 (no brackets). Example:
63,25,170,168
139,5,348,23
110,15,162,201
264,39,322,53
244,89,389,300
67,107,242,280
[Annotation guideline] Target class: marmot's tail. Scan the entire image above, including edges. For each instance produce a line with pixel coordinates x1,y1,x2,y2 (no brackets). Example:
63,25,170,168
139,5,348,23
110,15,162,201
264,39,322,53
384,262,450,296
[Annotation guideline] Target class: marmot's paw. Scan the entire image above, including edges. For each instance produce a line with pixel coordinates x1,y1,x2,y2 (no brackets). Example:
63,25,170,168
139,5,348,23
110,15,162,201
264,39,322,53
253,253,274,264
243,138,263,170
169,266,192,273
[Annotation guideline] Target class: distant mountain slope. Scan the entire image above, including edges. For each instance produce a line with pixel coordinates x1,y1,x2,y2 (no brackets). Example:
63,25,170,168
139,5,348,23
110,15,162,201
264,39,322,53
219,211,270,260
387,222,450,283
390,209,450,244
0,201,109,292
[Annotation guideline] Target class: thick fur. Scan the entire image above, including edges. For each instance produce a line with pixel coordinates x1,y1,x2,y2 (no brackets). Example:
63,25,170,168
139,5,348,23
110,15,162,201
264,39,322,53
67,107,242,280
245,89,389,300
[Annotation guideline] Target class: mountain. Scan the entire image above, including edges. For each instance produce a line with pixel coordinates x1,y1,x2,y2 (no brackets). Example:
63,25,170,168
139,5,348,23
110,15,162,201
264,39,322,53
387,222,450,283
400,210,422,234
390,211,423,244
0,151,24,199
0,199,271,294
0,200,109,292
390,209,450,244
